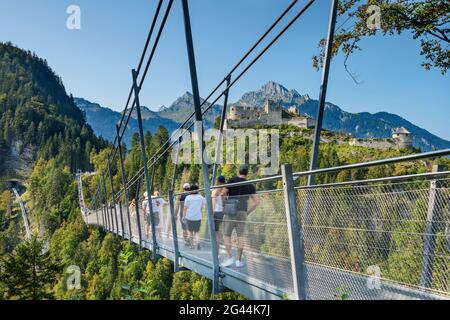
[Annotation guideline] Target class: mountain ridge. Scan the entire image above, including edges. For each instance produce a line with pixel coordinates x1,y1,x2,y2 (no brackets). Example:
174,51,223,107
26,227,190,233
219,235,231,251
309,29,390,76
0,43,107,177
75,81,450,151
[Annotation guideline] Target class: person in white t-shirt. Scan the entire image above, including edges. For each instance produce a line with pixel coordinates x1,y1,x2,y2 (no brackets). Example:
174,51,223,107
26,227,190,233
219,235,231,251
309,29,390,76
151,191,166,238
142,192,151,238
183,185,205,250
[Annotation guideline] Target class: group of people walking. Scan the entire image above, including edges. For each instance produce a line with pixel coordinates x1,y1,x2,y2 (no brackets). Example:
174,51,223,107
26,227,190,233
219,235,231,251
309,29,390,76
137,165,259,269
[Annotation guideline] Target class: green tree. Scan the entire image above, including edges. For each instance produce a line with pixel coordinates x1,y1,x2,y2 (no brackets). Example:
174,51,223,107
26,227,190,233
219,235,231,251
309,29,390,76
169,271,211,300
0,237,59,299
143,258,173,299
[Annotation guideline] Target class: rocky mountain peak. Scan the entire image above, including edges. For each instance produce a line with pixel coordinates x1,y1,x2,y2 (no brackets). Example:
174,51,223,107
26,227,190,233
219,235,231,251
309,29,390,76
261,81,290,96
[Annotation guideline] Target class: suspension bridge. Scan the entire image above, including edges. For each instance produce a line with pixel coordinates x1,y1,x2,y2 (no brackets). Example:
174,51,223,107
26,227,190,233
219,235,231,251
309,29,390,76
76,0,450,300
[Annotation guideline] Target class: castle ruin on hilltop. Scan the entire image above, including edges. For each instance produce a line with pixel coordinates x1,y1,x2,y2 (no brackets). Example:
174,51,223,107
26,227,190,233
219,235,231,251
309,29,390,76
225,99,315,129
349,126,414,150
392,127,413,149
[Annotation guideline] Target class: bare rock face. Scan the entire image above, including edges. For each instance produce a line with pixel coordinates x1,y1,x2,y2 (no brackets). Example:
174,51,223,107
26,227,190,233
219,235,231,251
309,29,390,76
2,140,35,178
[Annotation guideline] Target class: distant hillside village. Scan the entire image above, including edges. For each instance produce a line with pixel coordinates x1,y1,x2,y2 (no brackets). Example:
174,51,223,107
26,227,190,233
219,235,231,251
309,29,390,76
225,99,414,150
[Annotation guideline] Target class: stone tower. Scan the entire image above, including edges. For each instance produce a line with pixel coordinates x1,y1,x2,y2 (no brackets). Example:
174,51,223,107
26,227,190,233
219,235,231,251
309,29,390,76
392,127,413,149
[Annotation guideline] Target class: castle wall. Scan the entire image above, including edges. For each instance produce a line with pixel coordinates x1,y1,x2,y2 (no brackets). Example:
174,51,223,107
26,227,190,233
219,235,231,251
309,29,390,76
284,117,314,129
393,136,413,149
349,139,396,150
227,100,311,129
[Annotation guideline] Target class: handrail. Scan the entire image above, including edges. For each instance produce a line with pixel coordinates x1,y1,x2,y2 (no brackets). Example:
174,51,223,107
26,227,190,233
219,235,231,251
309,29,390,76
292,148,450,178
295,170,450,190
169,149,450,196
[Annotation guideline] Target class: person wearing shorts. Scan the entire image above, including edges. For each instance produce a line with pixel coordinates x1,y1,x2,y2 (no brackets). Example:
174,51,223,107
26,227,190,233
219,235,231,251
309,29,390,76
183,185,205,250
142,192,150,239
151,191,165,239
175,183,190,245
187,220,201,233
220,165,259,268
212,176,226,253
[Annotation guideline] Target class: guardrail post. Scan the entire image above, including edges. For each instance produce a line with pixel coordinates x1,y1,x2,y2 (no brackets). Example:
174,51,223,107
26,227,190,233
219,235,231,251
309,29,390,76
103,204,109,231
132,68,159,262
95,199,100,226
182,0,220,294
135,178,143,247
169,137,182,272
168,190,180,272
118,202,124,238
107,158,122,236
99,200,104,229
420,164,444,288
116,124,133,242
282,164,307,300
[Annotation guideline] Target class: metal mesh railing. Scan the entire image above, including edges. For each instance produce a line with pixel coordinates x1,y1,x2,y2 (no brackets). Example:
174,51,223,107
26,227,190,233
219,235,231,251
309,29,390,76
80,173,450,300
296,178,450,300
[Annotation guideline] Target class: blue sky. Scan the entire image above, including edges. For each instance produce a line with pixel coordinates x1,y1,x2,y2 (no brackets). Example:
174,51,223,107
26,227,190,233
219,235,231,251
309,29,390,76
1,0,449,140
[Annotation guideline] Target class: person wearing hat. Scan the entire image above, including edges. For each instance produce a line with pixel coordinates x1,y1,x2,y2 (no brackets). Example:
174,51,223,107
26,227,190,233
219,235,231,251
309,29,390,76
220,165,259,268
212,176,226,254
175,182,191,245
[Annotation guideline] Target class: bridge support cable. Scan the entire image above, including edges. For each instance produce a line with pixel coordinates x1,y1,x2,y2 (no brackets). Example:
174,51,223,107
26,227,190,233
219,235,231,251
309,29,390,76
168,137,182,272
146,0,318,175
116,0,174,160
107,157,122,236
132,68,159,262
112,0,164,160
11,188,32,241
95,198,99,226
420,164,445,288
181,0,221,294
135,177,144,247
308,0,338,186
103,205,109,231
211,75,231,186
281,164,307,300
168,190,180,272
114,0,315,196
116,124,133,242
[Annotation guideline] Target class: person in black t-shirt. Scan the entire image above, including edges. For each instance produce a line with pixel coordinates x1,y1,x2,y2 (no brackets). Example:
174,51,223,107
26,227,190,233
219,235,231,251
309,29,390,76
220,165,259,268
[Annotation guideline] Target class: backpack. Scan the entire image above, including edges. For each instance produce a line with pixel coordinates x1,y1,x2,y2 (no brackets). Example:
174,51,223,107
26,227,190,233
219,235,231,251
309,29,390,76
223,178,244,216
223,198,239,216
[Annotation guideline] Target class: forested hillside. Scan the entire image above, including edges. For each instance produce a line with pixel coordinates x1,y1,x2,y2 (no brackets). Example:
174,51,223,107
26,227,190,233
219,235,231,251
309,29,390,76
0,42,108,177
0,43,240,300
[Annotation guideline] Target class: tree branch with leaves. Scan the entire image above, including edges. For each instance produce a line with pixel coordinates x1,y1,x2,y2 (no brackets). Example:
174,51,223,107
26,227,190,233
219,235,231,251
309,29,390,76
313,0,450,78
